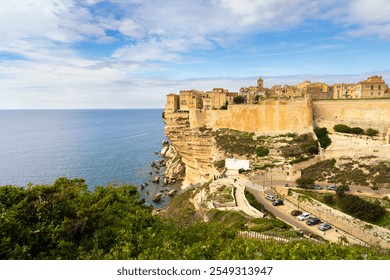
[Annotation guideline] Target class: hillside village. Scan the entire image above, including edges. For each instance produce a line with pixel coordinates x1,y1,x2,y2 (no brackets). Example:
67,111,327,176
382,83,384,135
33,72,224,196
165,75,389,113
162,74,390,249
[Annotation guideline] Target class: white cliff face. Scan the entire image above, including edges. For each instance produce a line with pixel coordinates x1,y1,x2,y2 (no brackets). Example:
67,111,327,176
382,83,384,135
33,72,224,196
163,113,219,186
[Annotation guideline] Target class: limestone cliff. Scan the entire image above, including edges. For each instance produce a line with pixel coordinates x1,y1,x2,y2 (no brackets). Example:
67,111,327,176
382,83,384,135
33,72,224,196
161,142,185,184
164,112,218,186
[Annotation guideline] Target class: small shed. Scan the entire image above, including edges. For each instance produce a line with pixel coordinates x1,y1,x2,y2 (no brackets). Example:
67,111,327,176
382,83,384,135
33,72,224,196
225,158,250,170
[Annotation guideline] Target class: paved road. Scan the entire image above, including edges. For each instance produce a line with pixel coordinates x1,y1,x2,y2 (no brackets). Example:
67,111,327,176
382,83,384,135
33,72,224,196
244,186,365,245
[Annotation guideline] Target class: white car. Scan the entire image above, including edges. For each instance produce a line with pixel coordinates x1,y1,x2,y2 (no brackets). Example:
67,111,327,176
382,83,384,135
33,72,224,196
297,212,311,221
265,195,276,201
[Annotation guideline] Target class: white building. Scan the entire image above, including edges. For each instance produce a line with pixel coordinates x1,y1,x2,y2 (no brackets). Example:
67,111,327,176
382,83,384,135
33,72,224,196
225,158,250,170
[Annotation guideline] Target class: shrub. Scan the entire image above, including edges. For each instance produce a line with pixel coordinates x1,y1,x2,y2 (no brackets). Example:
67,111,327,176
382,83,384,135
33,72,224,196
305,145,319,155
365,128,379,137
334,124,351,133
256,146,269,157
350,127,365,135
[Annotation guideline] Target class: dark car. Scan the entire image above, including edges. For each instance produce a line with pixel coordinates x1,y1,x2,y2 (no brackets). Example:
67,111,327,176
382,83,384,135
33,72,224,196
290,209,302,216
272,199,284,206
306,217,321,226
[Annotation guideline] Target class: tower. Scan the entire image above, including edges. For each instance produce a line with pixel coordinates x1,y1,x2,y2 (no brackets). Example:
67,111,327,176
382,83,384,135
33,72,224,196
257,76,264,90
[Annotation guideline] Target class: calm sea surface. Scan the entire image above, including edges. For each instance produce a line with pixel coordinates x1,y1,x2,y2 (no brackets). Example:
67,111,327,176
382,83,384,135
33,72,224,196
0,109,168,206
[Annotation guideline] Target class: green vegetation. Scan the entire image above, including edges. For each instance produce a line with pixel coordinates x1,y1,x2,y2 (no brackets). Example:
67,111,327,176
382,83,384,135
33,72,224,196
213,159,225,170
233,96,245,104
1,177,389,260
256,146,269,157
300,158,390,188
253,163,276,170
295,177,315,188
215,129,257,156
280,133,318,157
249,218,291,233
244,189,274,218
295,189,388,225
337,195,386,223
314,127,332,149
334,124,379,137
289,155,314,164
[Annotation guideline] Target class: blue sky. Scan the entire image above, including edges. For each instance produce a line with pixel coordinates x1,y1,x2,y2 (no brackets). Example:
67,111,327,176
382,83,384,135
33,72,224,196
1,0,390,108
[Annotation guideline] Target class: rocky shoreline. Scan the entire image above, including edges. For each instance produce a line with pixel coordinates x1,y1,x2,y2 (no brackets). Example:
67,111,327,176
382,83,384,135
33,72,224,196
138,140,184,206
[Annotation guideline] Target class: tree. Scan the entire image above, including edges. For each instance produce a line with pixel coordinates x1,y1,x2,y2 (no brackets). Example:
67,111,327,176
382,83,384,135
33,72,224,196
336,185,350,197
314,127,332,149
295,177,315,188
233,96,245,104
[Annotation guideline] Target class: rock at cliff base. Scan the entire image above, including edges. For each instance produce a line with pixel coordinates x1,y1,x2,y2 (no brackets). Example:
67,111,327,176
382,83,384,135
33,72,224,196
168,189,177,196
152,192,163,202
152,176,160,183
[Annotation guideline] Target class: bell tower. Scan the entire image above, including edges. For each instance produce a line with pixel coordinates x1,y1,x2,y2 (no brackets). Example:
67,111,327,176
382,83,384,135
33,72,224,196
257,76,264,90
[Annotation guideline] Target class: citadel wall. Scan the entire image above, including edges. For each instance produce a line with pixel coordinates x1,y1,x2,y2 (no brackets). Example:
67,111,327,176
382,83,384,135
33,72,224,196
189,98,314,134
313,99,390,135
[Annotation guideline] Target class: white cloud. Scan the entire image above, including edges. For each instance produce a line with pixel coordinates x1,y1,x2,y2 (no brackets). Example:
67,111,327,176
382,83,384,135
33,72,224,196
118,19,145,39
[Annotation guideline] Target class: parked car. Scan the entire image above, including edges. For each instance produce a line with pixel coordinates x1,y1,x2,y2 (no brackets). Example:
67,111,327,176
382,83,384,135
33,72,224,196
318,223,332,231
297,212,311,221
327,185,337,190
272,199,284,206
265,195,276,201
306,217,321,226
290,209,302,216
312,185,323,190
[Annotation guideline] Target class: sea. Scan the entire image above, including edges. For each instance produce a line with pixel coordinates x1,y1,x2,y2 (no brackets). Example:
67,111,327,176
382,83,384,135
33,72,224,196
0,109,171,208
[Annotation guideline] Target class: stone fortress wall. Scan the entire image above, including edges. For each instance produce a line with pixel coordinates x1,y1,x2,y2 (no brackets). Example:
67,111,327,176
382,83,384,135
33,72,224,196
313,99,390,135
188,97,314,134
184,97,390,136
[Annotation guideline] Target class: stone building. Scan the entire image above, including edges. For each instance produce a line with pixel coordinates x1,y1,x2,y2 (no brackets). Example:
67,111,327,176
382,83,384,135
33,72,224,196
179,90,203,111
305,82,333,99
203,88,237,110
270,85,301,98
240,76,266,104
355,75,389,98
166,75,390,114
165,93,180,113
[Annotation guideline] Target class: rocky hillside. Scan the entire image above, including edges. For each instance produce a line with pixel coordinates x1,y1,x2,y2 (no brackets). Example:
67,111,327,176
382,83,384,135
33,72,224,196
163,113,219,186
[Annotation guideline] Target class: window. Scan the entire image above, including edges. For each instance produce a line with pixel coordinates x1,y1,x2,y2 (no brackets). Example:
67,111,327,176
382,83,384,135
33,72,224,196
378,92,381,95
371,92,374,96
371,85,374,90
379,85,381,90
